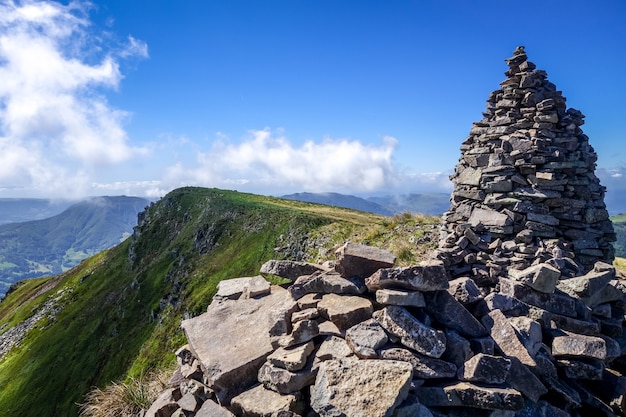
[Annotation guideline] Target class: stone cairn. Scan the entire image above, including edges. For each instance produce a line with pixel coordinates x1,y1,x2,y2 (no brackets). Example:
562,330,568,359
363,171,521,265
143,48,626,417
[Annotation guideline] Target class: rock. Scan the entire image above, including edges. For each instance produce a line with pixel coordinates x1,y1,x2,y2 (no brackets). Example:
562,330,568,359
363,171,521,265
267,341,315,371
441,329,473,368
392,395,434,417
335,242,396,279
316,293,373,330
447,277,481,304
557,358,605,380
144,389,180,417
314,336,354,364
458,353,511,384
557,264,614,298
423,291,487,338
177,392,201,412
376,288,426,307
195,400,236,417
230,384,303,417
345,319,388,359
499,278,576,317
508,316,542,356
481,309,536,367
279,319,319,348
379,347,457,379
260,260,327,280
257,361,316,394
310,359,413,417
214,275,271,300
508,263,560,293
552,334,607,360
366,261,450,292
417,382,524,411
180,286,296,404
505,357,547,402
373,306,447,358
289,271,366,300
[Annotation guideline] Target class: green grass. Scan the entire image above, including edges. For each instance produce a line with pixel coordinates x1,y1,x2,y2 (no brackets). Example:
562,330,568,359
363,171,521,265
0,187,441,417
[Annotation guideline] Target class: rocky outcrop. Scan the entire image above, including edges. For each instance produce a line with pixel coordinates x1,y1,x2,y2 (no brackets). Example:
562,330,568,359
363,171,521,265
145,48,626,417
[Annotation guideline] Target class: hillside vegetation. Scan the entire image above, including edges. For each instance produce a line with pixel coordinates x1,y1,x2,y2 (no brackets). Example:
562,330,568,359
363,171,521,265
0,187,440,417
0,196,149,297
613,213,626,258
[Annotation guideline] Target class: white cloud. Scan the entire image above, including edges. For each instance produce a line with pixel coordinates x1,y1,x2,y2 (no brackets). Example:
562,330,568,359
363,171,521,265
0,0,147,195
163,129,400,194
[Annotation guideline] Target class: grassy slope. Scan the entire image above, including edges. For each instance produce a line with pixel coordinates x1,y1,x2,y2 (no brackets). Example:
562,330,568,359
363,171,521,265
0,187,439,417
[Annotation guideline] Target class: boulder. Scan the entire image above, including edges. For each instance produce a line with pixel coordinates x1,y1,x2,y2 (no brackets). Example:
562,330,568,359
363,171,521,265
345,319,388,359
481,309,536,367
417,382,524,411
230,384,303,417
378,347,457,379
289,271,366,300
257,361,316,394
457,353,511,384
375,288,425,307
260,260,327,280
508,263,561,293
423,291,487,338
335,242,396,279
214,275,271,300
195,400,236,417
316,293,373,330
552,334,607,360
366,261,449,292
373,306,446,358
267,341,315,372
310,359,413,417
180,286,296,404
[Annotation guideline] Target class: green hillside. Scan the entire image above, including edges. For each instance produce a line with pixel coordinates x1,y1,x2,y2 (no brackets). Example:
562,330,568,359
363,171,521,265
0,187,439,417
0,196,149,296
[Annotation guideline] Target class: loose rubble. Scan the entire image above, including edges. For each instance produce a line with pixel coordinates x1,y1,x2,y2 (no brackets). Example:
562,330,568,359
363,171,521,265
144,48,626,417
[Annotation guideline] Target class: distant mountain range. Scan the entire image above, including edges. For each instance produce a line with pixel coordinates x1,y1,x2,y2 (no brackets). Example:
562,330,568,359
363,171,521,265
280,192,451,216
0,196,149,297
0,198,75,225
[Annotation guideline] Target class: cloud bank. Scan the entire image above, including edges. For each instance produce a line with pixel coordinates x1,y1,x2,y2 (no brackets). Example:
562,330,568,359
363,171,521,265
0,0,147,196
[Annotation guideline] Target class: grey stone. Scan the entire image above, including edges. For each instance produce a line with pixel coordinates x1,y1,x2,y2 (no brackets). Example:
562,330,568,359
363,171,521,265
373,306,447,358
316,293,373,330
499,278,576,317
379,347,457,379
557,358,605,380
556,263,614,298
345,319,388,359
392,395,434,417
230,384,302,417
268,341,315,371
376,288,425,307
144,389,180,417
505,357,547,402
314,336,354,364
310,359,413,417
289,271,365,300
441,329,473,368
508,263,560,293
447,277,481,304
481,309,536,367
508,316,542,356
417,382,524,411
257,361,316,394
366,261,450,292
552,334,607,360
458,353,511,384
181,286,297,404
279,319,319,348
423,291,487,338
334,242,396,279
260,260,327,280
215,275,271,300
195,400,236,417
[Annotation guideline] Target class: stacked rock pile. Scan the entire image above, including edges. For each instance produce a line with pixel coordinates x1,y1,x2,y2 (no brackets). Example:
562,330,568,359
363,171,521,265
439,45,615,281
144,242,626,417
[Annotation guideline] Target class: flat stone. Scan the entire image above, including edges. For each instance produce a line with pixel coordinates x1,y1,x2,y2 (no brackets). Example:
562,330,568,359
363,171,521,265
441,329,473,368
195,400,236,417
556,263,614,299
499,278,576,317
260,260,327,280
458,353,511,384
279,319,319,348
345,319,388,359
505,357,547,402
317,293,373,330
373,306,446,358
289,271,366,300
417,382,524,411
508,263,560,293
366,261,450,292
334,242,396,279
215,275,271,300
379,347,457,379
177,393,201,412
447,277,481,304
552,334,607,360
144,389,179,417
375,288,425,307
423,291,487,338
230,384,302,417
257,361,316,394
481,309,536,367
557,358,605,380
181,287,297,404
392,395,435,417
469,207,512,227
268,341,315,371
314,336,354,364
310,359,413,417
508,316,542,356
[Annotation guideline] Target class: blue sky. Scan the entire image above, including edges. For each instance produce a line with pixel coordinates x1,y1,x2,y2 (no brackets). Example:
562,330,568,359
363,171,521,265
0,0,625,208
